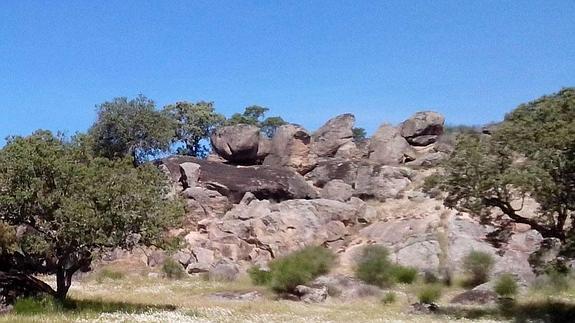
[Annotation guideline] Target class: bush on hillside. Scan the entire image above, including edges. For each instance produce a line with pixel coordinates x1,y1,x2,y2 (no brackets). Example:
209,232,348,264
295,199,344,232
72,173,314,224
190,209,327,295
162,258,186,280
462,251,494,287
494,273,518,297
249,246,335,294
418,284,442,304
248,266,272,286
355,245,419,287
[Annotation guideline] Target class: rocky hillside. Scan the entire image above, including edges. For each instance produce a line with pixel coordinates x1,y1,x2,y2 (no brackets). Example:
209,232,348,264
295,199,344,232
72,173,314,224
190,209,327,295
136,111,542,284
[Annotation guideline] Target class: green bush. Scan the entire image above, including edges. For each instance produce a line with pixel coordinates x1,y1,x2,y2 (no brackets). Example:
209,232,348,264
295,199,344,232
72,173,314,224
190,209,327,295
494,273,518,297
418,284,442,304
162,258,186,280
248,266,272,285
355,245,418,287
13,296,62,315
532,269,571,293
392,266,418,284
462,250,494,287
355,245,395,287
381,292,397,304
95,269,125,283
267,246,335,293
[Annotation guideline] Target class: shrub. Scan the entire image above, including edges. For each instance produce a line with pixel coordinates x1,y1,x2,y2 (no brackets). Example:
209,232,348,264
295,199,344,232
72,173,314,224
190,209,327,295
532,269,571,293
267,246,336,293
13,296,62,315
494,273,518,297
381,291,397,304
392,266,418,284
162,258,186,280
418,284,442,304
355,245,395,287
95,269,125,283
462,251,494,287
248,266,272,286
355,245,418,287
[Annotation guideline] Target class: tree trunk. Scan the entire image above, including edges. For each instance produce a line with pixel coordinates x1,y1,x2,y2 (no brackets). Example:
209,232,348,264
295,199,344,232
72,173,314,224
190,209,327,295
0,271,55,304
55,268,70,301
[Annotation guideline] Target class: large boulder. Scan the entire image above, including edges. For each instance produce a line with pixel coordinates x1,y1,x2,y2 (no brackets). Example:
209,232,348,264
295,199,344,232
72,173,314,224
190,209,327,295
311,114,355,158
159,156,318,203
191,198,359,264
320,180,353,202
354,164,414,201
368,124,415,165
305,158,359,187
210,125,262,164
263,124,315,174
400,111,445,146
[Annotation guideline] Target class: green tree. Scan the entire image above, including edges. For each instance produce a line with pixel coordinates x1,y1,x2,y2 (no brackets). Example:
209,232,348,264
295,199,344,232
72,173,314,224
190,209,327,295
352,127,367,142
430,88,575,244
89,95,175,165
226,105,287,138
0,131,183,300
164,101,225,157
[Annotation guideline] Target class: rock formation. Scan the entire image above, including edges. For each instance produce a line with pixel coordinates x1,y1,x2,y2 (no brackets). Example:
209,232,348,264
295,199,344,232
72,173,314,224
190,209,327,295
113,111,543,286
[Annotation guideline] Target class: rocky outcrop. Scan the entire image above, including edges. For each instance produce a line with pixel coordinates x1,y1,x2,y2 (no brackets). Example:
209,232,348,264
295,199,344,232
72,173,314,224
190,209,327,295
320,180,353,202
311,114,355,158
354,164,415,201
159,156,317,204
400,111,445,146
263,124,315,174
210,125,264,164
368,124,415,165
305,159,359,187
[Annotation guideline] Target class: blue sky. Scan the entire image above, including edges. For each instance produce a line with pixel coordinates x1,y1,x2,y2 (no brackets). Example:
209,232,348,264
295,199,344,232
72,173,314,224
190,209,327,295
1,1,574,143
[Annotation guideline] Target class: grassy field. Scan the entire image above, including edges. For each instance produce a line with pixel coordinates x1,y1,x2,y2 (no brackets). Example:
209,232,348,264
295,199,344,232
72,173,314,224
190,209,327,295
3,265,575,322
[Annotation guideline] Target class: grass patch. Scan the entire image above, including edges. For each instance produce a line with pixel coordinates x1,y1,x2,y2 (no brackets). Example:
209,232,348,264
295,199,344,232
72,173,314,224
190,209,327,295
95,269,125,283
162,258,186,280
417,284,442,304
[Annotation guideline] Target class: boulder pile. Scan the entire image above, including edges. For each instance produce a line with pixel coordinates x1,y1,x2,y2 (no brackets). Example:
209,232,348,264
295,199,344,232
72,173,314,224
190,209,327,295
129,111,542,286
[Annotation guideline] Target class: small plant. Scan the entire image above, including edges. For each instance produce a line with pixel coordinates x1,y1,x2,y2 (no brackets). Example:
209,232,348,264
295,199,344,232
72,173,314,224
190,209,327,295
248,266,272,285
95,269,125,283
494,273,518,297
418,284,442,304
162,258,186,280
266,246,336,293
462,250,494,287
392,266,418,284
355,245,419,287
355,245,395,287
13,296,62,315
381,291,397,304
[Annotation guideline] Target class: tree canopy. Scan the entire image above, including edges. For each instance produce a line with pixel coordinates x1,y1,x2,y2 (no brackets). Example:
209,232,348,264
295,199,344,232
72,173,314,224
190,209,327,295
430,88,575,246
89,95,175,164
226,105,287,138
0,131,183,300
165,101,225,157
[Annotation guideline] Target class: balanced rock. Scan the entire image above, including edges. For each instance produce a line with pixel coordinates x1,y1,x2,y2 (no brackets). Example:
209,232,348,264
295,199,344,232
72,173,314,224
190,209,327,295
263,124,315,174
400,111,445,146
210,124,262,164
311,114,355,158
369,124,415,165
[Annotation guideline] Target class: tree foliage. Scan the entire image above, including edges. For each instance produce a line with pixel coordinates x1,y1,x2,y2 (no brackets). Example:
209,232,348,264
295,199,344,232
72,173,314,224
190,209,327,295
430,88,575,244
164,101,225,157
0,131,183,300
352,127,367,142
226,105,287,138
89,96,175,164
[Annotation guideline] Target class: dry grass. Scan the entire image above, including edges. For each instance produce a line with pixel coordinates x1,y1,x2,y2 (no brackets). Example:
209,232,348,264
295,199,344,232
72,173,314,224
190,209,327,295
0,272,504,323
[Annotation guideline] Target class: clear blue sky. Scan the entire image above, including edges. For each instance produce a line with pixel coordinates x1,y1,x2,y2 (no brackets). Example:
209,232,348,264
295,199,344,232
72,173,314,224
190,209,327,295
1,1,574,143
